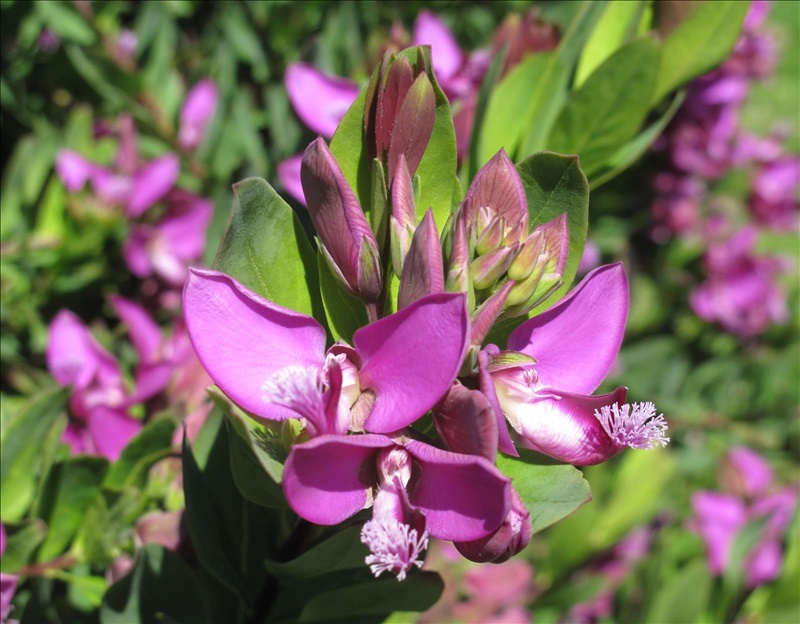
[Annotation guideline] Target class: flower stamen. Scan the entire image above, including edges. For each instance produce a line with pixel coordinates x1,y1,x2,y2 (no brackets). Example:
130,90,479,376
594,402,670,450
360,518,429,582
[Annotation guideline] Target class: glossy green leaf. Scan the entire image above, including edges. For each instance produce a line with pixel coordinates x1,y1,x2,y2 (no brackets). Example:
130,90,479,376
653,0,749,103
465,44,507,181
35,456,108,562
103,417,177,491
213,177,323,318
298,571,444,622
317,243,369,343
0,385,68,521
591,90,685,188
182,415,271,608
574,1,644,87
330,47,459,232
517,151,590,315
264,524,367,578
496,450,592,533
102,544,212,624
209,387,287,508
548,37,660,177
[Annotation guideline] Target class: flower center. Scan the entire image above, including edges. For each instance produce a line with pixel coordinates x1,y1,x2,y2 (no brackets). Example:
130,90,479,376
261,364,326,423
360,517,429,582
594,402,670,450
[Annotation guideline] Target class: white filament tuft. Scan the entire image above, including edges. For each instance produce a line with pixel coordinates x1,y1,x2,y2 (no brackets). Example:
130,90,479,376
360,518,429,582
594,401,670,450
261,365,326,422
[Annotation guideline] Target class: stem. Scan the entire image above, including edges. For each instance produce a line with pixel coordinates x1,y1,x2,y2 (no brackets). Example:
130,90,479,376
365,301,380,324
16,554,79,577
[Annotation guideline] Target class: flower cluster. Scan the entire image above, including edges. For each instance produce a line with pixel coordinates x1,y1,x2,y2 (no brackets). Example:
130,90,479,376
184,49,667,580
690,447,798,588
649,0,797,337
278,9,558,204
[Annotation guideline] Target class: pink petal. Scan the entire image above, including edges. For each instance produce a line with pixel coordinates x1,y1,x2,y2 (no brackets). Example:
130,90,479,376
405,440,511,541
516,387,629,466
178,79,219,151
182,268,327,420
87,406,142,462
128,361,174,404
412,11,463,81
277,154,306,206
156,190,213,261
55,150,98,191
691,491,748,574
433,381,498,462
127,154,181,217
478,349,518,457
724,447,774,498
109,295,162,362
355,293,469,433
123,227,153,278
285,63,359,137
283,434,393,525
508,263,629,395
47,310,120,390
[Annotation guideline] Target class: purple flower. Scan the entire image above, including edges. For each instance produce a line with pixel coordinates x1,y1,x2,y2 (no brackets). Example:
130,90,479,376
689,225,788,337
1,522,18,624
123,188,212,288
484,264,669,465
55,115,180,218
182,268,470,435
749,155,800,229
178,79,219,152
284,434,511,580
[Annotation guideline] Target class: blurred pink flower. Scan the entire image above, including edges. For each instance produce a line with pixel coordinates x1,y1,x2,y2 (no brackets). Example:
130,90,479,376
178,79,219,151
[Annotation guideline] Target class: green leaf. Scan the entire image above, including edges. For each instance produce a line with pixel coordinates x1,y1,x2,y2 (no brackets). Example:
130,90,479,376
103,417,177,491
653,0,749,103
35,1,96,45
317,243,369,343
548,37,660,177
182,415,272,608
330,47,459,232
590,89,685,188
213,177,323,319
518,1,610,158
516,151,590,314
496,450,592,533
0,385,68,521
101,544,212,624
264,524,367,578
574,1,645,87
297,571,444,622
0,519,47,573
208,387,287,508
646,560,713,624
35,456,108,562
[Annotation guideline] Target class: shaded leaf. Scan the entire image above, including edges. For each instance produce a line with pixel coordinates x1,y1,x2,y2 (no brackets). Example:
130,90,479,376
103,417,176,491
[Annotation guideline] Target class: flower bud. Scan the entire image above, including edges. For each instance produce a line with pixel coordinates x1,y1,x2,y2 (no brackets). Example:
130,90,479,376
433,382,498,462
398,209,444,309
472,244,518,291
301,138,383,302
454,488,532,563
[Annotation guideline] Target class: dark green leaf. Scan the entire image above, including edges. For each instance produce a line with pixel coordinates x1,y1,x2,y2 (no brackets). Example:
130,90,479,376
0,385,68,521
297,571,444,622
496,450,592,534
0,519,47,573
548,37,661,177
653,0,749,103
101,544,212,624
213,177,323,319
264,524,367,578
35,456,108,562
103,417,177,491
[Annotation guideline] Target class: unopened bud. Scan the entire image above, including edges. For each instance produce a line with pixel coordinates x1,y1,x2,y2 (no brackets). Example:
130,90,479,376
455,488,532,563
472,244,518,291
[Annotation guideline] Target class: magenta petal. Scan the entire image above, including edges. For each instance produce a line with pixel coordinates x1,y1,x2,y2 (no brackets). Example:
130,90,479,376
434,382,498,462
110,295,162,362
405,440,511,541
129,361,174,404
156,191,213,261
508,263,629,395
691,491,748,574
55,150,98,191
285,63,360,138
517,387,629,466
178,79,219,151
47,310,120,390
478,350,518,457
88,407,142,462
412,11,463,81
356,293,469,433
123,228,153,278
283,434,392,524
277,154,306,206
127,154,181,217
182,268,327,420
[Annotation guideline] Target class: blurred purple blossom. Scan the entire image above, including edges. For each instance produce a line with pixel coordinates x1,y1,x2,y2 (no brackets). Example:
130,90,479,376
178,79,219,151
0,523,18,624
